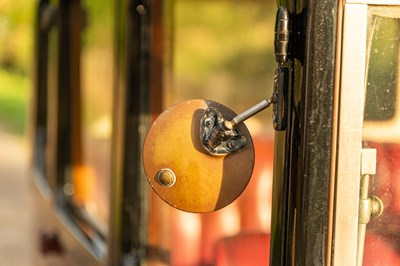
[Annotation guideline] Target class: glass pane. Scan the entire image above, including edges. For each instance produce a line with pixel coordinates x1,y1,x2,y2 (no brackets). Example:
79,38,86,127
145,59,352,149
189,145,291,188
69,0,113,235
149,1,276,265
362,7,400,266
364,18,398,121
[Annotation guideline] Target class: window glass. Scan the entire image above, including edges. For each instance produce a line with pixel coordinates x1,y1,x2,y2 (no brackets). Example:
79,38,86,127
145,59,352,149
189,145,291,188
364,15,398,121
362,6,400,266
149,1,276,265
69,0,113,235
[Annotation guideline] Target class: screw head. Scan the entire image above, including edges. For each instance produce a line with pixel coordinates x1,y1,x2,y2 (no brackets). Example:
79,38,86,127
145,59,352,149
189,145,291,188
157,168,176,187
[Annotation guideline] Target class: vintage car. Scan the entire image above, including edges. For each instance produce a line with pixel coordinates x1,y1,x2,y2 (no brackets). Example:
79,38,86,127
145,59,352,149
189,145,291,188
31,0,400,265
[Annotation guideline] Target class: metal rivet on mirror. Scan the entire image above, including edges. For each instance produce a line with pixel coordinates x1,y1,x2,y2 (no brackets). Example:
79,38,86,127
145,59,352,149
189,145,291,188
157,168,176,187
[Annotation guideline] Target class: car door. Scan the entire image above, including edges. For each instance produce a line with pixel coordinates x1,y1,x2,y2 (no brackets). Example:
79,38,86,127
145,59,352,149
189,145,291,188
333,2,400,265
271,1,400,265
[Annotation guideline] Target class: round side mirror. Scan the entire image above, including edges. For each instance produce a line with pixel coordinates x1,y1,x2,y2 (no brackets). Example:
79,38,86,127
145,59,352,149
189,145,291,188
143,99,254,213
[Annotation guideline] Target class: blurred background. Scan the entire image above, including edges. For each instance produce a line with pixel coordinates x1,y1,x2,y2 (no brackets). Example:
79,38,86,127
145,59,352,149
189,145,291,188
0,0,32,135
0,0,35,264
0,0,276,264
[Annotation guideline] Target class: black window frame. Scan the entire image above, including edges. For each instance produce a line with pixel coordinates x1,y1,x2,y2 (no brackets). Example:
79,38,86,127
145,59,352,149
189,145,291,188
33,0,108,261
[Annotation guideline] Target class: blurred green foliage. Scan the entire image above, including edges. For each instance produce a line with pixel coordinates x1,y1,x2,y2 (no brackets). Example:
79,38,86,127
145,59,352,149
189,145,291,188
0,0,276,135
175,1,275,81
169,0,277,116
0,0,34,135
0,0,34,72
0,69,28,135
82,0,113,49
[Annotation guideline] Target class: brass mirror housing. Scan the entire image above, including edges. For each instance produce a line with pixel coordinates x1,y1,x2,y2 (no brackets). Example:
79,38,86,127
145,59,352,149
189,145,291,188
143,99,254,213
